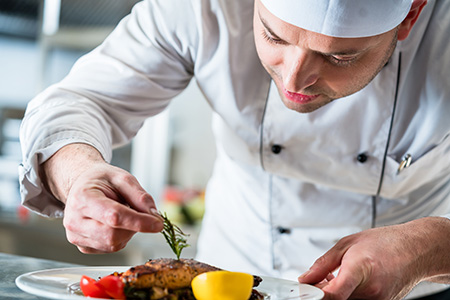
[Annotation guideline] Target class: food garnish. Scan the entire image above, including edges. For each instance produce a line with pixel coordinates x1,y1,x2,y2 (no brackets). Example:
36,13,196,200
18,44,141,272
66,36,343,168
80,274,125,299
159,211,190,260
191,271,254,300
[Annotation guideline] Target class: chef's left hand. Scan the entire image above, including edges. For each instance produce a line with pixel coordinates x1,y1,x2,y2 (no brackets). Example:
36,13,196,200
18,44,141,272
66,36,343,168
298,217,450,300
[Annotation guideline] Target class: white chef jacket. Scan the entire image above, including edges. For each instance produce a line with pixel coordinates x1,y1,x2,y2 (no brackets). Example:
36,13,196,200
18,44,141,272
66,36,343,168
19,0,450,298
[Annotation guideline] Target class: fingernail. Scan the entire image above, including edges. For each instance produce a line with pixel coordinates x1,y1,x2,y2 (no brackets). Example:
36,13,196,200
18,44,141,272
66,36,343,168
151,208,164,221
298,270,310,279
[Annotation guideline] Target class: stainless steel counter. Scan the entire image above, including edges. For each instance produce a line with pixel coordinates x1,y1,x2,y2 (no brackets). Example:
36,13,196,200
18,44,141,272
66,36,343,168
0,252,80,299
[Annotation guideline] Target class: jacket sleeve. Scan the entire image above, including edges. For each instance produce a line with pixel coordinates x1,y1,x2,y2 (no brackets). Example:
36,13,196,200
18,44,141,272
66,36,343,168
19,0,198,217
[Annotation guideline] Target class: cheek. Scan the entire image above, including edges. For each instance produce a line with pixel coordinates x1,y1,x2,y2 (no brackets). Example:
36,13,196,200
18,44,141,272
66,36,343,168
326,67,358,85
323,64,377,97
254,41,283,69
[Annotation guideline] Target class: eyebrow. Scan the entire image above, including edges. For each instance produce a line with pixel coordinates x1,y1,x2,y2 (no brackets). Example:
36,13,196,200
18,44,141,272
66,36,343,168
259,14,367,56
260,15,286,42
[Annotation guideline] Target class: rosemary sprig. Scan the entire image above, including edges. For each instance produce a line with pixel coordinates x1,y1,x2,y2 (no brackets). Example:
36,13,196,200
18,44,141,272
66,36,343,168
159,211,190,260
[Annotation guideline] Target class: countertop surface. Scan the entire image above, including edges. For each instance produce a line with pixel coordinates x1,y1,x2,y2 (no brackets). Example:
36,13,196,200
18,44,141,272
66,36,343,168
0,252,81,299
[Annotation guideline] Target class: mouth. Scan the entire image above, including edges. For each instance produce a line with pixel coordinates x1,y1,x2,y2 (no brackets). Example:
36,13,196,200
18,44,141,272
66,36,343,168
282,88,320,104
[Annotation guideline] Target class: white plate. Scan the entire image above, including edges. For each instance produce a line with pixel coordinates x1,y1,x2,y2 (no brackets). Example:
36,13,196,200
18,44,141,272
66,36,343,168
16,266,324,300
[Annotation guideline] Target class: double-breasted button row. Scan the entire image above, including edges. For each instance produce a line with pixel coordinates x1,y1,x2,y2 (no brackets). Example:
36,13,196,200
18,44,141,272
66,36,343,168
270,145,370,165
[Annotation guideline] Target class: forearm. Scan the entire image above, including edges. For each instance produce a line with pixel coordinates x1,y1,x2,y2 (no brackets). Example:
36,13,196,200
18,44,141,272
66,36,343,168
410,216,450,284
41,143,106,203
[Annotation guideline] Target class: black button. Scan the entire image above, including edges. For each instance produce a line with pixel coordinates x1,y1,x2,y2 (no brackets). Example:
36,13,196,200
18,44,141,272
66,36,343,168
357,153,368,163
271,144,282,154
277,227,291,234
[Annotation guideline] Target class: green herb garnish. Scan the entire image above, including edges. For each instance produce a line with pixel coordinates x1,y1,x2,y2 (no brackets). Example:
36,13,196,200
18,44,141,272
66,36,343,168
159,211,190,260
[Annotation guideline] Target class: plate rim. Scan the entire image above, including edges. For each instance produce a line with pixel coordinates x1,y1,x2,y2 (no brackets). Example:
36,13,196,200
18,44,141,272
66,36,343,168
16,266,324,300
15,266,129,300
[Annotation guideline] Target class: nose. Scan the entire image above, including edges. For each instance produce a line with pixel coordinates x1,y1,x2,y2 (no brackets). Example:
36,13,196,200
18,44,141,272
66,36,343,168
282,48,320,92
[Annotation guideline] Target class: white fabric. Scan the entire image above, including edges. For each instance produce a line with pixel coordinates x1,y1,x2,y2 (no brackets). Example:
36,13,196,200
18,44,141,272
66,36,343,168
260,0,413,37
19,0,450,298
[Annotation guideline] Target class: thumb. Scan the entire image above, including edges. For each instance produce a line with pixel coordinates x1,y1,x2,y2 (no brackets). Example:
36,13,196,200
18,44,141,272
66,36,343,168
298,244,349,285
298,260,337,286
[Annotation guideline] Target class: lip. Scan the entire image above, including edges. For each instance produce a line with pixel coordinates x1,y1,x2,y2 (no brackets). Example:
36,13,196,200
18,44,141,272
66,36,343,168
282,88,320,104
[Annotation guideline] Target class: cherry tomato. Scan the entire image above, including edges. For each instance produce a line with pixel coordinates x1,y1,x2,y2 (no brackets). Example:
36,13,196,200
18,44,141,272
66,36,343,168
80,275,110,298
97,275,126,300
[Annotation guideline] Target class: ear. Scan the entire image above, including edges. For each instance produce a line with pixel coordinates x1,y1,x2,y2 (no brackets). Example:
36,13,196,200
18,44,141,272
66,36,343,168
398,0,428,41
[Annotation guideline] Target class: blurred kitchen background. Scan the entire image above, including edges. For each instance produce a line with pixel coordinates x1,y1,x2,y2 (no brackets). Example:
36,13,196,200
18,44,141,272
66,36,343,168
0,0,216,265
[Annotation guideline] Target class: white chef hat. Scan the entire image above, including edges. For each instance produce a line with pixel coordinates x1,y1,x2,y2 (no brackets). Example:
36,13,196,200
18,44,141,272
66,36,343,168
259,0,413,38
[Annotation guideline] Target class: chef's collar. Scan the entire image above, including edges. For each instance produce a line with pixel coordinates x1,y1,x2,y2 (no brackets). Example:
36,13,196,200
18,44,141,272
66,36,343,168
259,0,413,38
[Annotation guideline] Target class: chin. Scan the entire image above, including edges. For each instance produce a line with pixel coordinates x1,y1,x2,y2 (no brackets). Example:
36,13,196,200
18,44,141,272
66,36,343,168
282,97,333,113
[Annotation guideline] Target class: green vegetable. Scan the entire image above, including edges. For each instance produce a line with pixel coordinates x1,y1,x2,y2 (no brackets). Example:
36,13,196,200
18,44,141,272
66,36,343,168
159,211,190,259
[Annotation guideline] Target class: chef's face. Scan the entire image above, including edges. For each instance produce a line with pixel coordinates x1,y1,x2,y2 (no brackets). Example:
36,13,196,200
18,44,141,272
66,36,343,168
253,0,398,113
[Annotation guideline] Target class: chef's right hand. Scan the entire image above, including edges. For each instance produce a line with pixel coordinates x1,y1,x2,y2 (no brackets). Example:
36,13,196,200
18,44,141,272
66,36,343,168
41,143,164,253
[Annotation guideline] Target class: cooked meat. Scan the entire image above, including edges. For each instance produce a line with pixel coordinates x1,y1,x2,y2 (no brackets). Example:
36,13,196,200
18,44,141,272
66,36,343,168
119,258,263,300
120,258,221,290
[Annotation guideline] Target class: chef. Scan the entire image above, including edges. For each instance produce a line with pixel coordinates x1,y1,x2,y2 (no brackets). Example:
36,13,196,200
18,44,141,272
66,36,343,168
19,0,450,299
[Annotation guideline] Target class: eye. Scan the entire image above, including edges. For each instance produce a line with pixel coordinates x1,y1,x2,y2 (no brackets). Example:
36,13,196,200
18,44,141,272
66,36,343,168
327,55,357,66
261,29,285,45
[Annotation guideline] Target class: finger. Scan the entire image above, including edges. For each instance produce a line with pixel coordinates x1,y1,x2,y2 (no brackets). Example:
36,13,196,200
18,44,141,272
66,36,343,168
314,277,332,289
64,209,134,247
73,189,163,233
69,231,130,253
76,240,128,254
92,202,163,232
104,172,164,230
109,172,158,214
326,272,336,281
66,220,135,253
77,246,112,254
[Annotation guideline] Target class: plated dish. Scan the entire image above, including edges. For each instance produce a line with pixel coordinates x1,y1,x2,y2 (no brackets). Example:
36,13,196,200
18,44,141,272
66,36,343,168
16,266,324,300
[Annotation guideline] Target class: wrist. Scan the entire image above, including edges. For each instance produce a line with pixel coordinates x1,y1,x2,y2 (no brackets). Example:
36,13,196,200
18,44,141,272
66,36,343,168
406,217,450,282
40,143,105,203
